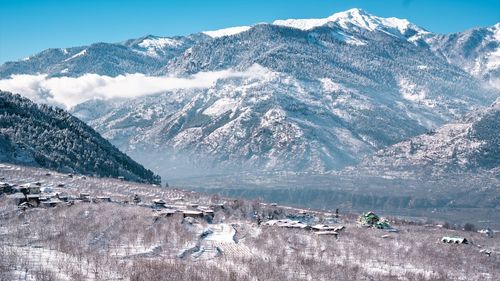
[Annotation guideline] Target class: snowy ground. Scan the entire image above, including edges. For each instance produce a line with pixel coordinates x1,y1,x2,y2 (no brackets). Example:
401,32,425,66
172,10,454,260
1,163,499,281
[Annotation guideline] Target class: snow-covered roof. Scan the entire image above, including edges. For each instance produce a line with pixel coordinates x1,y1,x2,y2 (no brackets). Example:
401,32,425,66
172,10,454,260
182,210,203,215
311,224,337,231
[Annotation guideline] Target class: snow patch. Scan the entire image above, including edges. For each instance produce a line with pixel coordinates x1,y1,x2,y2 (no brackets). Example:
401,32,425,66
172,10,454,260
261,108,286,127
330,31,366,45
319,78,347,92
204,224,236,242
203,98,239,116
138,37,182,57
203,26,252,38
398,77,427,102
64,49,87,62
171,127,203,147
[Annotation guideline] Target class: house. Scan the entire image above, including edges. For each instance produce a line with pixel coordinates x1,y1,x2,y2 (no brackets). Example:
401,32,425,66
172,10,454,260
311,224,345,234
478,228,494,238
358,212,380,226
152,199,166,208
157,209,177,217
39,196,50,202
358,212,393,230
203,209,215,219
79,193,91,202
95,196,111,203
182,210,204,218
26,194,40,207
56,193,69,202
311,224,337,232
18,201,36,210
441,236,469,244
0,182,13,194
40,186,53,193
9,193,27,205
315,231,339,238
262,219,310,230
41,199,62,208
16,183,41,195
211,203,225,211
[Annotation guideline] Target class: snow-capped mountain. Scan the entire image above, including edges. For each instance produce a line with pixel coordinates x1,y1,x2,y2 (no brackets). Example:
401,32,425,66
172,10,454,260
1,9,499,180
358,98,500,175
0,91,160,183
425,23,500,89
72,20,495,179
200,8,430,43
0,34,207,78
273,8,431,43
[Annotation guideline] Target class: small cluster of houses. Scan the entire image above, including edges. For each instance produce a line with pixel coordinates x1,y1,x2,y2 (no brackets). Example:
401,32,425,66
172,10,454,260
150,197,223,222
262,218,345,237
2,178,224,224
3,177,496,254
5,181,111,209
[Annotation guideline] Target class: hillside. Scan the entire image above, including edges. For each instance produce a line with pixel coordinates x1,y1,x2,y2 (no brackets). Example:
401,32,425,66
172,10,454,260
0,163,499,281
426,23,500,89
359,98,500,175
0,91,160,184
0,34,208,78
71,10,495,179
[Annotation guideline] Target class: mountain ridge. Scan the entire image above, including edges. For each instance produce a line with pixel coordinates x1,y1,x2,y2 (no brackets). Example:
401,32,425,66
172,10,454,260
357,98,500,175
1,8,498,81
1,8,498,180
0,90,161,184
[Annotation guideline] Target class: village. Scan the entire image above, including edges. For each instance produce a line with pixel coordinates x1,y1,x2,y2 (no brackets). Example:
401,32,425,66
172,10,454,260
1,172,492,243
0,163,499,280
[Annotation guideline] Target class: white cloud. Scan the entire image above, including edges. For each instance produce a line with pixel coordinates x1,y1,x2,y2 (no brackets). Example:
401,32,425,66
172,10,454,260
0,64,270,108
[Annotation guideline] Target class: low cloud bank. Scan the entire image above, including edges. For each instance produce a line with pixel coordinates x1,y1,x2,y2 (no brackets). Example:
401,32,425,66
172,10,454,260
0,64,270,108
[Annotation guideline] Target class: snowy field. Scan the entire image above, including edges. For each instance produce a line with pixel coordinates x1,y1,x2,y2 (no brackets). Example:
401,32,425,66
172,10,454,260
1,163,499,281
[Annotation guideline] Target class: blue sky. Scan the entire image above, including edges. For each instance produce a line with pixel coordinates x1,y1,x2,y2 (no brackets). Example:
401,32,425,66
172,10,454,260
0,0,499,63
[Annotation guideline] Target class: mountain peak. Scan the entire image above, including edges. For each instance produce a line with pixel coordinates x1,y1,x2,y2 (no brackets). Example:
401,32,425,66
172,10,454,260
334,7,371,18
273,8,428,37
201,8,427,39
